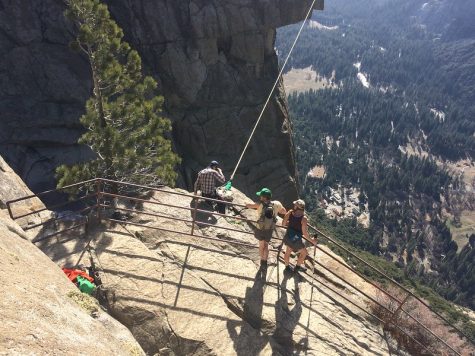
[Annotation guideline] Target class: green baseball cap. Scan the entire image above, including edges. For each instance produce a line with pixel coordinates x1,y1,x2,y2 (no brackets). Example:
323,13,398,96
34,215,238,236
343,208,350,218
256,188,272,197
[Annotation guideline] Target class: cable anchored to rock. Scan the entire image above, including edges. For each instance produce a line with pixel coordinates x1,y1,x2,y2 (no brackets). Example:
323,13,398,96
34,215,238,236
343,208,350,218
225,0,318,190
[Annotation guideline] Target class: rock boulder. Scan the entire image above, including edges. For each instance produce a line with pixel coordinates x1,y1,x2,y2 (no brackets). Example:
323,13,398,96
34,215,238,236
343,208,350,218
0,155,144,356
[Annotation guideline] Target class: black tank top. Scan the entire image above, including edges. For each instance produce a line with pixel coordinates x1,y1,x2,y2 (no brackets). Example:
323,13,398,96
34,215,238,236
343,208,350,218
288,211,304,233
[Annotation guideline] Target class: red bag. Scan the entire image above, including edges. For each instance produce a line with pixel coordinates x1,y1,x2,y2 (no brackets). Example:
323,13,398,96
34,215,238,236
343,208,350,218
62,268,95,283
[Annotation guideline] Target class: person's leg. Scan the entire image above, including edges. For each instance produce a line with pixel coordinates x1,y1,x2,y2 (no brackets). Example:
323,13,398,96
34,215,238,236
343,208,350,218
283,246,294,272
216,201,226,214
296,247,308,267
202,193,214,208
284,246,292,266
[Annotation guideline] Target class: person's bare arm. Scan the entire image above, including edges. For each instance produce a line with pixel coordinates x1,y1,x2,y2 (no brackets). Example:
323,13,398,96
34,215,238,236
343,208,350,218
246,203,259,209
214,169,226,185
276,202,287,217
282,211,291,227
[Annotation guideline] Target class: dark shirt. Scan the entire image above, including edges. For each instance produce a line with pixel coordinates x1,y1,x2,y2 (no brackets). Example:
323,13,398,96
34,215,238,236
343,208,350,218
288,211,304,233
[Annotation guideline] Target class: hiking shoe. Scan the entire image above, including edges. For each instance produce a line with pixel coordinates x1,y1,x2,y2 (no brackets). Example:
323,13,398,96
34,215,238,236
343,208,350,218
295,265,307,273
284,265,293,274
260,260,268,267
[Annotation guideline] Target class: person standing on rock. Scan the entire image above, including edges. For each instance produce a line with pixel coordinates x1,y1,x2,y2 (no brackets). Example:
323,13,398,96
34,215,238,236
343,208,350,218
194,160,227,214
246,188,286,267
282,199,316,273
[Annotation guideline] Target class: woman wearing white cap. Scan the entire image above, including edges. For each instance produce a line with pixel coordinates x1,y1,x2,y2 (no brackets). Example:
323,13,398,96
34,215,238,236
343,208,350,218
282,199,316,273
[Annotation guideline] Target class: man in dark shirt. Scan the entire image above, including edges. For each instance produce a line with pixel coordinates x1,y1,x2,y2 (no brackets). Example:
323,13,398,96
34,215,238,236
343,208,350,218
194,161,226,214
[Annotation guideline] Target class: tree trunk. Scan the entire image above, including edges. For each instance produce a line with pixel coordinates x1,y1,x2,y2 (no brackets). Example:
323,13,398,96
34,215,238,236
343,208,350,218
89,50,113,179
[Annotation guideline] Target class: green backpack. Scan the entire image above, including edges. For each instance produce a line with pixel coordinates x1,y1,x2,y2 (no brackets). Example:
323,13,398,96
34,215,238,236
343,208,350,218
76,275,96,295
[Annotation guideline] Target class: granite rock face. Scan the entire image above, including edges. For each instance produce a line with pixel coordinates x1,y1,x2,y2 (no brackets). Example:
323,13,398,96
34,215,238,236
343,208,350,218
37,186,393,355
0,155,145,356
0,0,323,204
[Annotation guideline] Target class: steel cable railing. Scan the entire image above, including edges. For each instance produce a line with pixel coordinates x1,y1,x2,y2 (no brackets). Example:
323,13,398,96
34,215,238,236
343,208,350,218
6,178,473,355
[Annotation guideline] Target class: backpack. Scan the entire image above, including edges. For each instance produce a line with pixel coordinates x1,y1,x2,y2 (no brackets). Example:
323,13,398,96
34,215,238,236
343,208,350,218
258,201,276,230
76,275,96,295
216,186,234,202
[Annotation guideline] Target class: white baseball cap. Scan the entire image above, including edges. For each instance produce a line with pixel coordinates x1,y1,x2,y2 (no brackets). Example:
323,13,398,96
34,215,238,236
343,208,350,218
293,199,306,210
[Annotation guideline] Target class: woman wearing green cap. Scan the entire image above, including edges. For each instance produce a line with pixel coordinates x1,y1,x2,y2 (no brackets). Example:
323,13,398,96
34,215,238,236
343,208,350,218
246,188,287,267
282,199,316,273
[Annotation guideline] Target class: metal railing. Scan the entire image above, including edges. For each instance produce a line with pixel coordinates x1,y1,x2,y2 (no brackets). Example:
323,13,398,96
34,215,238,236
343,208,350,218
6,178,474,355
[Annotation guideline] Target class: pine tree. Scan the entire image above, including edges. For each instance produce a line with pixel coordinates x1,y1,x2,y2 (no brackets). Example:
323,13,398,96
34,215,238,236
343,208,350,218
56,0,180,192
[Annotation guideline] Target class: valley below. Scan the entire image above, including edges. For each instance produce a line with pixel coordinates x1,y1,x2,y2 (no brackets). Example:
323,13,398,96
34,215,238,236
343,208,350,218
278,0,475,328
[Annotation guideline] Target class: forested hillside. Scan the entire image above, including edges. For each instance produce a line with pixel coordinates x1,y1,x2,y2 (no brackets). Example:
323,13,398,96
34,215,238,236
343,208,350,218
277,0,475,312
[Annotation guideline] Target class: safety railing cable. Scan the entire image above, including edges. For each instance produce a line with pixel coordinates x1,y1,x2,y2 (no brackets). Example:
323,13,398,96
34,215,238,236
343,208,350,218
307,223,475,346
6,178,472,355
229,0,318,181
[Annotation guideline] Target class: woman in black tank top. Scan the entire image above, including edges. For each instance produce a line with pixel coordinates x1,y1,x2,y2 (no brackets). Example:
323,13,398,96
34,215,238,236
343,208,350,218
282,199,316,273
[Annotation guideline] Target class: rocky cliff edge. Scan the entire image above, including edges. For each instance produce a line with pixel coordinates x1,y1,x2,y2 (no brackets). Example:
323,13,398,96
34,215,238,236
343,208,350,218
0,156,144,356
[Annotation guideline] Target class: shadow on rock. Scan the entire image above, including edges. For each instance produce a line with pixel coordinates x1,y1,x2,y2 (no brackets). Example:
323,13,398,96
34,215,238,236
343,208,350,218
227,266,270,356
272,273,307,355
190,200,218,226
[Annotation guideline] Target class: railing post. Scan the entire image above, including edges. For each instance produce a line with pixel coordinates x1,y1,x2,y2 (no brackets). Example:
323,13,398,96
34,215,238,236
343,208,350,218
387,293,411,329
312,233,318,270
5,201,14,220
96,179,102,222
84,215,90,238
190,194,198,236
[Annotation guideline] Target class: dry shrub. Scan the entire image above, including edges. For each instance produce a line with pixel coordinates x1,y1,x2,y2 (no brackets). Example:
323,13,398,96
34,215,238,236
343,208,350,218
67,290,99,317
371,286,471,355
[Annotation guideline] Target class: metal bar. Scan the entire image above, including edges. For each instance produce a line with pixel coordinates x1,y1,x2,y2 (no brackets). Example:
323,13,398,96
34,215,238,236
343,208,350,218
289,256,434,355
409,295,475,346
5,176,469,350
310,257,394,315
100,186,472,349
386,293,411,328
31,222,88,243
313,244,402,304
101,191,263,226
23,206,93,231
101,205,258,238
191,198,198,236
308,224,407,290
11,192,97,221
74,236,95,269
175,214,256,236
400,308,462,356
390,325,433,355
101,191,237,221
99,177,248,208
104,218,280,252
5,178,97,205
307,224,474,346
305,240,318,343
96,179,102,221
174,245,191,307
98,187,469,351
101,191,292,235
101,205,194,224
6,200,14,220
303,263,383,322
102,192,198,211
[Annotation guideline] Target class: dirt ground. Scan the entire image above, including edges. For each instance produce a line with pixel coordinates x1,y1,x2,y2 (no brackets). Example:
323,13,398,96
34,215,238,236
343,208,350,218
283,67,337,94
